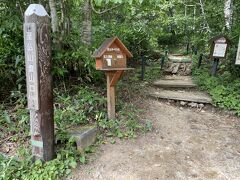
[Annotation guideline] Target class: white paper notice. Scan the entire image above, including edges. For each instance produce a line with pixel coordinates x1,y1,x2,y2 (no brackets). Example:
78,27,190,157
106,58,112,66
235,37,240,65
213,43,227,57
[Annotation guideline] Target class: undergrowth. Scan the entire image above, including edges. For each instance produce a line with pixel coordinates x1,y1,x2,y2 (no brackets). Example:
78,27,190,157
192,58,240,116
0,73,151,179
0,137,81,180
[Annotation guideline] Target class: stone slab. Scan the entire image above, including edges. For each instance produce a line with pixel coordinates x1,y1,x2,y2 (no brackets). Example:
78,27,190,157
149,90,212,104
69,126,98,152
163,75,192,81
153,76,197,88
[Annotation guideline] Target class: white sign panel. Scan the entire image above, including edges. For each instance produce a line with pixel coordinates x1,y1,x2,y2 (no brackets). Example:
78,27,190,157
106,58,112,66
235,37,240,65
117,54,124,59
213,43,227,57
24,23,39,110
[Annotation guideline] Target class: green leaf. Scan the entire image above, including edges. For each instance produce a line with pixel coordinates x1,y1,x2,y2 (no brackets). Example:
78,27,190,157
80,156,86,164
15,55,21,67
69,161,77,168
117,130,123,138
3,111,11,124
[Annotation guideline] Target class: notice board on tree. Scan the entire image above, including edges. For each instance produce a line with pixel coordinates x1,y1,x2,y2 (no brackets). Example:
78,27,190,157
235,36,240,65
209,35,230,59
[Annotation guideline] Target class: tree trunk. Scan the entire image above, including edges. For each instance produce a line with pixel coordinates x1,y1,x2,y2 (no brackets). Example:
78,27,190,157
169,7,176,35
49,0,58,33
60,0,65,36
199,0,211,33
224,0,233,30
82,0,92,45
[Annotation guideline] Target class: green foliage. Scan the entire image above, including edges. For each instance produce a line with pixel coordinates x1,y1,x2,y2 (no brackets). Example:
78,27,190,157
0,86,106,143
0,86,104,179
0,105,29,142
0,137,81,180
157,33,185,46
0,81,146,179
94,0,144,6
97,103,150,139
52,34,104,83
0,9,25,97
192,62,240,116
143,61,163,82
54,86,106,128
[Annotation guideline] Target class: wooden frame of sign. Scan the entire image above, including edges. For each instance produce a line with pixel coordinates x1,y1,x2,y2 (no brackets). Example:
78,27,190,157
209,35,230,59
92,37,133,119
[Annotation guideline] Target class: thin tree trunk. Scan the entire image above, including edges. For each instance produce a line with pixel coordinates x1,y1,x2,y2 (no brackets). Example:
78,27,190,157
49,0,59,33
224,0,233,30
59,0,71,37
169,7,176,35
60,0,65,36
82,0,92,45
199,0,211,33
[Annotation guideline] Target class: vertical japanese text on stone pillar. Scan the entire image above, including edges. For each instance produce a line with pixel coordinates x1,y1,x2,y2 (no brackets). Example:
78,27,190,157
24,23,39,110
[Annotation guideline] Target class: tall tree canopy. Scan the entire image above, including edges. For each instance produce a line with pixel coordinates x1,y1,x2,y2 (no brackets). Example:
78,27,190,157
0,0,240,96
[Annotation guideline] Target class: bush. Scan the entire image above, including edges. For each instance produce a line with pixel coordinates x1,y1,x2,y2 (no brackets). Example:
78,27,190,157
157,33,185,46
192,62,240,116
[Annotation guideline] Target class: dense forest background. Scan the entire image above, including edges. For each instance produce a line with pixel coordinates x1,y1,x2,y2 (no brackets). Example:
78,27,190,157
0,0,239,100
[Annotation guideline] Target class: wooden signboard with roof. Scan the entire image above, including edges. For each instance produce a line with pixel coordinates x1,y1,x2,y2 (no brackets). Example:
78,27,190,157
209,35,230,76
209,35,230,59
92,37,133,119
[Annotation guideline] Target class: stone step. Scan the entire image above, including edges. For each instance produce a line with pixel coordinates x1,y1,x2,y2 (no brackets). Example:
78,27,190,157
153,76,197,88
149,90,212,104
163,75,192,80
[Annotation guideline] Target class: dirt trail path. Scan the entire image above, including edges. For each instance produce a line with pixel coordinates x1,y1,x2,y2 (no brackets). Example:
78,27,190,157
74,99,240,180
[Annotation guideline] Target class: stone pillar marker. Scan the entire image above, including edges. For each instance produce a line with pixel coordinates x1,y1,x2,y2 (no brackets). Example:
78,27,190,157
24,4,55,161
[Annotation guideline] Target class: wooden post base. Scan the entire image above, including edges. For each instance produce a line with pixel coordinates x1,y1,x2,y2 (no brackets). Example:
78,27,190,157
106,70,124,119
211,58,219,76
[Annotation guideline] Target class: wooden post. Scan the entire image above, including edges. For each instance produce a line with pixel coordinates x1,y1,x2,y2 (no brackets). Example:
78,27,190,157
105,70,124,119
160,56,165,70
24,4,54,161
197,53,203,68
186,42,190,54
194,47,198,55
106,72,116,119
211,58,219,76
235,36,240,65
